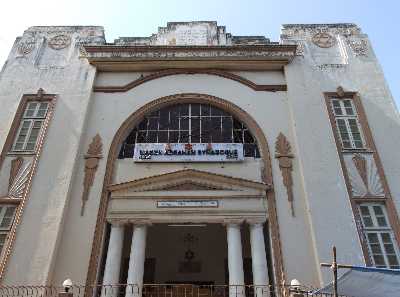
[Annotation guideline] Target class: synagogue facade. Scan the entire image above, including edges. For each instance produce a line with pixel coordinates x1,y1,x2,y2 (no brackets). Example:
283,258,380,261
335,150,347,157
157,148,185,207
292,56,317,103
0,21,399,296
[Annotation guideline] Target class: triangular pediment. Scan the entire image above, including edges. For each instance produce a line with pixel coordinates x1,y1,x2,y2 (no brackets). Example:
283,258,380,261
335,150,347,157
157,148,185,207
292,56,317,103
109,169,269,197
158,181,229,191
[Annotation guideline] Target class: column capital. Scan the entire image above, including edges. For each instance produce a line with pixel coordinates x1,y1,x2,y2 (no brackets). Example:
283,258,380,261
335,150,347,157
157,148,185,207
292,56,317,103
129,219,152,226
246,217,266,226
223,218,244,227
108,219,129,227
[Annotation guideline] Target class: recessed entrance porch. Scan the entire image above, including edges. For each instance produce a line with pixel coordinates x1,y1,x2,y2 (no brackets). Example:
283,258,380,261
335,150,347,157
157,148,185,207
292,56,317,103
100,169,273,297
100,222,273,297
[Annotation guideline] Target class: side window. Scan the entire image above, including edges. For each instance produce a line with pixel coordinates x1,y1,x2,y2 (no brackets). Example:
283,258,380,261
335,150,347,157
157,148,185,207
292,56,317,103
12,101,49,152
331,99,364,149
0,205,17,255
358,203,400,269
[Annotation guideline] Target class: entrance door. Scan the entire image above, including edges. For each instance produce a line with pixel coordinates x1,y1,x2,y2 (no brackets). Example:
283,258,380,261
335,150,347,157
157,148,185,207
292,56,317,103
147,224,227,297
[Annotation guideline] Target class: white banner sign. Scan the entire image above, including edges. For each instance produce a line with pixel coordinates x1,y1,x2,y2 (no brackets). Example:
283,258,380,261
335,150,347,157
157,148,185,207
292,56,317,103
133,143,244,162
157,200,218,208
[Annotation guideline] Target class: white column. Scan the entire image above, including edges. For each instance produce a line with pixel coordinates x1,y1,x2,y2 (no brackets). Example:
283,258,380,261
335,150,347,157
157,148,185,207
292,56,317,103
250,221,270,297
125,222,148,297
101,221,125,297
226,221,245,297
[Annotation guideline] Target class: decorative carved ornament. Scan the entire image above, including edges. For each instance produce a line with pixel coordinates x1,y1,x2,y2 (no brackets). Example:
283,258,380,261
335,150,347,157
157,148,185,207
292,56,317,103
7,157,32,199
336,86,346,98
295,41,305,56
345,153,384,197
79,46,87,57
346,38,368,56
275,133,295,216
312,32,336,48
81,134,103,215
48,34,71,50
17,38,35,55
36,88,45,99
84,45,296,60
281,24,361,39
353,154,369,194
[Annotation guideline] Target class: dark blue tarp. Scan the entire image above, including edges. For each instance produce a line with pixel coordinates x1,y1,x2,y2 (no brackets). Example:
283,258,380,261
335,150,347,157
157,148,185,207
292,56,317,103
315,266,400,297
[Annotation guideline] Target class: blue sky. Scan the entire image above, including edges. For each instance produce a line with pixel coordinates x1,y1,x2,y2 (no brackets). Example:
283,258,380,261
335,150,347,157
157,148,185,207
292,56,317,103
1,0,399,108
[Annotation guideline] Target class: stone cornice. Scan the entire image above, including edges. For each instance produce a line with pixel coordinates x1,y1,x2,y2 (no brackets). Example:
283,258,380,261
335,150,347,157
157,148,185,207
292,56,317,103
281,23,362,39
83,44,296,71
282,23,358,29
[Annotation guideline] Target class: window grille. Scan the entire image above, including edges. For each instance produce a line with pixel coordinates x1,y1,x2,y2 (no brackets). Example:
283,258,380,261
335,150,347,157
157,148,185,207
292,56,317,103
12,101,49,152
119,104,260,158
358,203,400,269
331,99,364,149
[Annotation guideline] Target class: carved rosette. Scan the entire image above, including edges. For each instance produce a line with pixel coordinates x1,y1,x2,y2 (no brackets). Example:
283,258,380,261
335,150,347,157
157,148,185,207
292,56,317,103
275,133,295,216
81,134,103,215
7,157,32,199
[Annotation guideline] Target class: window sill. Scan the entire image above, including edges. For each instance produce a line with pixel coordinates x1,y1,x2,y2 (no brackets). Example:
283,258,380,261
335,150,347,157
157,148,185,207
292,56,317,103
341,148,374,154
6,151,36,157
353,197,387,202
0,197,22,204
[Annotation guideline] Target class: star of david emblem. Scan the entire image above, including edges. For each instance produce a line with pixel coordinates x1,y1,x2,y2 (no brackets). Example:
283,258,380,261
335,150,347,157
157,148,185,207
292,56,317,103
312,32,335,48
48,35,71,50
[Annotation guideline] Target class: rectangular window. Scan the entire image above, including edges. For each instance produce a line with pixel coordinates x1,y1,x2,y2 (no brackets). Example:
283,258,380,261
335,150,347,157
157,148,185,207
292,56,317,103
358,203,400,269
0,205,17,256
331,99,364,149
12,101,49,152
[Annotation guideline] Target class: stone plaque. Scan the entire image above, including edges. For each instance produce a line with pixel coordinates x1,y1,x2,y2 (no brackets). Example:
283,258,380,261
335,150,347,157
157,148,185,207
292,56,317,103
157,200,218,208
173,26,208,45
158,22,217,46
133,143,244,162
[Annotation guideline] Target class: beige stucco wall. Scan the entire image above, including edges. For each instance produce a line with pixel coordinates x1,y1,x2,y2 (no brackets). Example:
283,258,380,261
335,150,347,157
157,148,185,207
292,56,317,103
0,27,104,285
1,23,399,291
282,25,400,285
51,72,318,287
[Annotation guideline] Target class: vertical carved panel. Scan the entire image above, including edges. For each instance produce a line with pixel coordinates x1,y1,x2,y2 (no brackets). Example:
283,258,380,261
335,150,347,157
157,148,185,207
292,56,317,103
275,133,295,216
8,157,24,191
8,159,32,199
352,154,369,194
81,134,103,216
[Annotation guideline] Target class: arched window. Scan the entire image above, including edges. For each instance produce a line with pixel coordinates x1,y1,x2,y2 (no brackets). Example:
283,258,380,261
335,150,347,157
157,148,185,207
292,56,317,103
119,103,260,158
